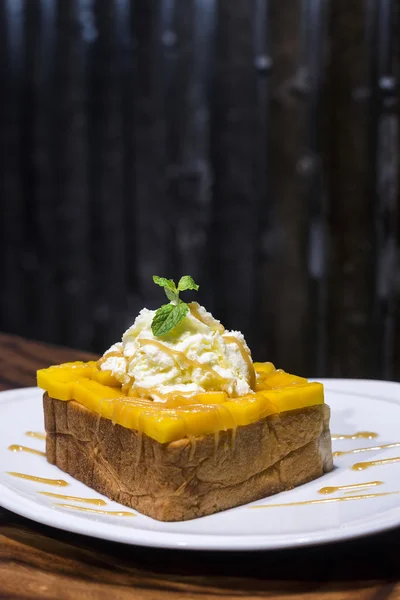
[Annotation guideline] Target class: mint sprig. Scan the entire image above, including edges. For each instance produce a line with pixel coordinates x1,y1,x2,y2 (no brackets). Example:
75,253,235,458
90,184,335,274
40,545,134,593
151,275,199,336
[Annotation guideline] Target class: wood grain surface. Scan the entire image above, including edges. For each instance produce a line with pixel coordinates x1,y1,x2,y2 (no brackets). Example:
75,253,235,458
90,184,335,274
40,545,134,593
1,333,400,600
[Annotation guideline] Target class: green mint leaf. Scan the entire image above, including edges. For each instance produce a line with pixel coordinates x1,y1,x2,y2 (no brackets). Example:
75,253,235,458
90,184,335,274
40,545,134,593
151,302,189,337
164,286,179,304
177,275,199,292
152,276,177,293
152,275,198,331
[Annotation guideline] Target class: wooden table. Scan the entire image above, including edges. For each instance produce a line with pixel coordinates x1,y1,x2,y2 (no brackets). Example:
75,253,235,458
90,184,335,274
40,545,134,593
0,333,399,600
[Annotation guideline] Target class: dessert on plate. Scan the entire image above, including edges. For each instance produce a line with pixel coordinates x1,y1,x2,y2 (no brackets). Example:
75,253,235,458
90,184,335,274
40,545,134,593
37,276,333,521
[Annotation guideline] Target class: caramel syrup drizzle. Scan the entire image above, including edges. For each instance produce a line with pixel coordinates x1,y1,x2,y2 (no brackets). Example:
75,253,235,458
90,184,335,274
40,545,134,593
331,431,378,441
188,302,225,333
172,475,195,497
8,445,46,457
223,335,256,390
334,441,400,458
318,481,383,495
250,491,400,508
7,472,69,487
55,503,135,517
38,492,107,506
352,457,400,471
25,431,46,441
137,338,225,383
213,431,220,461
131,385,197,402
188,300,256,390
97,351,123,367
188,435,197,461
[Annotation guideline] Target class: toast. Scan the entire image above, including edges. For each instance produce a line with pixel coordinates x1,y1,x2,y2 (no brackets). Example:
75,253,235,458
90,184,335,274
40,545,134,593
44,393,333,521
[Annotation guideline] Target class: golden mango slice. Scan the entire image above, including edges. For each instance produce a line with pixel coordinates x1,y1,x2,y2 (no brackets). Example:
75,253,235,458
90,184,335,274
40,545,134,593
190,391,227,405
39,377,75,401
254,362,275,374
91,369,120,387
258,382,324,413
72,379,122,415
260,369,308,389
111,399,186,442
224,394,269,426
162,391,227,409
37,367,79,401
140,410,190,444
110,399,230,442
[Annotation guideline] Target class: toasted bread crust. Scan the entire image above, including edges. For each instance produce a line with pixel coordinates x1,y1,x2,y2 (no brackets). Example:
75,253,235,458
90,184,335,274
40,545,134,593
43,393,333,521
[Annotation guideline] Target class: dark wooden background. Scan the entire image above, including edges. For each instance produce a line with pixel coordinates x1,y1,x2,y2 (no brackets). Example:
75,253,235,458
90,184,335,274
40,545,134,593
0,0,398,380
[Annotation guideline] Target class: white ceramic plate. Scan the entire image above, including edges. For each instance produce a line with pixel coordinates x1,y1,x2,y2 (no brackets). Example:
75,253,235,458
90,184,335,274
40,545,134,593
1,381,400,550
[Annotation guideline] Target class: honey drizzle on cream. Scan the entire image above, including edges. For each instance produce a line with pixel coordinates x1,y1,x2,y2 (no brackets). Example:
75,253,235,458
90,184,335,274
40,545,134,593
55,503,135,517
137,338,225,383
188,302,225,333
222,335,256,390
25,431,46,441
8,445,46,457
334,441,400,458
7,472,69,487
352,457,400,471
318,481,383,495
38,492,107,506
331,431,378,441
132,385,195,402
97,351,123,367
250,491,400,508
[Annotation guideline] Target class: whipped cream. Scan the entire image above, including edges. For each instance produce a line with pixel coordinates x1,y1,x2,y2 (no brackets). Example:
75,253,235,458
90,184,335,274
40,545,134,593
99,303,255,401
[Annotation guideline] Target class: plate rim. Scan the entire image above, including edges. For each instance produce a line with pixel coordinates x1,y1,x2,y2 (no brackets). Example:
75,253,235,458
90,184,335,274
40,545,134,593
1,382,400,551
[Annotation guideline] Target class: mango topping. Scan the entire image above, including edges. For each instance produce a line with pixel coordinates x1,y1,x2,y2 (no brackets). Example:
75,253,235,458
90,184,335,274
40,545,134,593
37,362,324,443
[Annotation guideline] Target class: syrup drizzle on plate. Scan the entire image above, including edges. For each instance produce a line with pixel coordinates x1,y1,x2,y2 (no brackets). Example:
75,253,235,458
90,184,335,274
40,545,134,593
54,503,135,517
7,472,69,487
331,431,378,441
334,442,400,458
352,457,400,471
38,492,107,506
8,445,45,457
250,491,400,508
318,481,383,495
25,431,46,441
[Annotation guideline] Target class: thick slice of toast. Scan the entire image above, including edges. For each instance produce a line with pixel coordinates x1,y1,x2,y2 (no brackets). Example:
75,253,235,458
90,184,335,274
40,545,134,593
43,393,333,521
